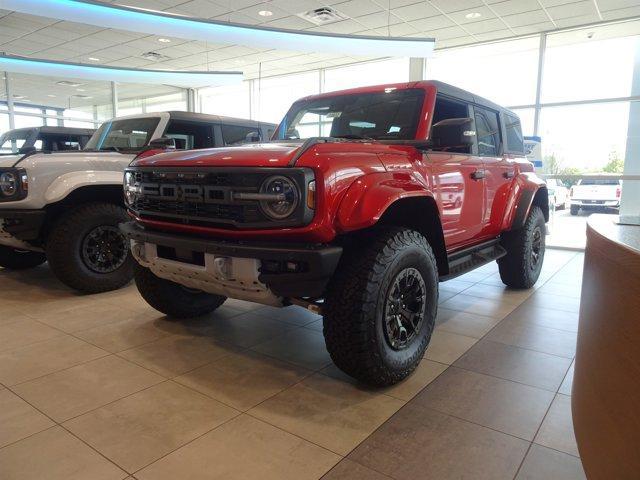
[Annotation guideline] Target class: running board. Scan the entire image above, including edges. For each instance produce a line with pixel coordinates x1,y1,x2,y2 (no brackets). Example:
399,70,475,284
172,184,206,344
440,239,506,282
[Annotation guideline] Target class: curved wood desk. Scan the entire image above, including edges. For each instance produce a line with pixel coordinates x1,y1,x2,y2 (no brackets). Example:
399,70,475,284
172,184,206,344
573,214,640,479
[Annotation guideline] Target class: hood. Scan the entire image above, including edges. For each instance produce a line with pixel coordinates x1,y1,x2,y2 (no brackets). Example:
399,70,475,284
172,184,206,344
131,142,304,168
0,154,23,168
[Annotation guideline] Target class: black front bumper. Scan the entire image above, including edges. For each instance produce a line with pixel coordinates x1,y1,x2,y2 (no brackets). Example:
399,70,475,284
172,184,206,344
120,221,343,299
0,209,46,241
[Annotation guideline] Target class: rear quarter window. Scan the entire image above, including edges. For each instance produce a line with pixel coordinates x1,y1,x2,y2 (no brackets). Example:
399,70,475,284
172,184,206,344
505,113,524,154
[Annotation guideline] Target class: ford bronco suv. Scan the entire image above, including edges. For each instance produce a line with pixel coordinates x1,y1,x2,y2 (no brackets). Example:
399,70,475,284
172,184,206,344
0,111,274,293
122,81,548,386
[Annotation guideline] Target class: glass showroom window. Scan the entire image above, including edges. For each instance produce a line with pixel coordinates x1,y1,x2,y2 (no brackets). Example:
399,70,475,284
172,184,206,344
538,102,631,171
509,108,535,137
144,91,187,113
256,71,319,123
0,113,9,136
427,37,539,106
324,58,409,93
542,23,639,103
200,82,251,119
14,106,44,128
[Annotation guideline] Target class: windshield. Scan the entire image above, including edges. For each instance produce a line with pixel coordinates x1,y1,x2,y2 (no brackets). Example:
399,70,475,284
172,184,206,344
0,130,33,154
85,117,160,152
276,88,425,141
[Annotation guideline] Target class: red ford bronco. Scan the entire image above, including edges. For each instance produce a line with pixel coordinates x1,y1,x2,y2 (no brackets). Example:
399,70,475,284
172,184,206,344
121,81,548,386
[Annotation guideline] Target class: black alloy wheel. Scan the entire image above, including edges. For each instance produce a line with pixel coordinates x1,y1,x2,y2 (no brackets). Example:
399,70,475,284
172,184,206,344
81,225,129,274
383,267,427,350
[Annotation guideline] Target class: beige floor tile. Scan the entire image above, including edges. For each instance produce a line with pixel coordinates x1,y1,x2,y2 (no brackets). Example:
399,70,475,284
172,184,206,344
31,303,135,333
413,367,554,440
0,426,126,480
254,304,321,326
454,340,572,392
461,283,534,305
439,294,519,319
180,312,294,348
503,305,580,333
516,444,586,480
0,335,108,386
0,313,33,326
250,373,404,456
535,394,580,457
522,294,581,314
251,327,333,370
322,359,448,402
436,308,502,339
559,361,574,396
0,318,63,352
439,278,475,294
322,459,392,479
175,351,309,411
223,298,265,312
118,335,238,377
424,330,477,365
64,381,238,473
136,414,340,480
14,356,164,422
485,320,577,359
0,389,54,448
348,404,529,480
74,315,174,353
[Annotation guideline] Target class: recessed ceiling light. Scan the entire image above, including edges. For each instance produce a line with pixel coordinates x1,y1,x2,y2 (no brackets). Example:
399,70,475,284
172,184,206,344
465,12,482,19
88,57,100,61
76,88,86,92
13,94,26,99
258,10,273,17
56,80,83,87
47,94,56,97
158,38,171,43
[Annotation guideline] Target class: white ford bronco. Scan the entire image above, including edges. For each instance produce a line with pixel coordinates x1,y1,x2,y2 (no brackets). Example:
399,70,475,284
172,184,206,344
0,111,274,292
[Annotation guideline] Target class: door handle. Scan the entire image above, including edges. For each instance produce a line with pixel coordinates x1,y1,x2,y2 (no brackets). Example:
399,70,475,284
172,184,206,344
503,171,515,179
470,170,485,180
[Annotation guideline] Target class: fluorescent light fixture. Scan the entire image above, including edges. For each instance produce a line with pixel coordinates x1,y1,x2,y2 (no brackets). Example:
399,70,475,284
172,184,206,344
88,56,100,61
0,54,243,89
258,10,273,17
158,38,171,43
465,12,482,19
2,0,435,57
47,94,57,97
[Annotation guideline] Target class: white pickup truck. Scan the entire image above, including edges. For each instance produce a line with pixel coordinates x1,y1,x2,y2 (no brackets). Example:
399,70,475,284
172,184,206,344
0,111,275,293
569,178,622,215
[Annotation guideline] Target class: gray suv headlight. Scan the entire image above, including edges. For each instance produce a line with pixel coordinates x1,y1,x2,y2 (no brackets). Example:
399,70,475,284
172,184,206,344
259,175,299,220
0,172,17,196
123,171,138,206
0,169,28,200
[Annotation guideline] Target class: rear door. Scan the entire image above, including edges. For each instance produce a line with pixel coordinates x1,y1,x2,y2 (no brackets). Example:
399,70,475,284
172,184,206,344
164,120,215,149
427,95,485,249
473,106,514,237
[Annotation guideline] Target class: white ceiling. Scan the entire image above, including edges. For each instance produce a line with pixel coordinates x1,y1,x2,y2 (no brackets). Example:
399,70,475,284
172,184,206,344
0,0,639,109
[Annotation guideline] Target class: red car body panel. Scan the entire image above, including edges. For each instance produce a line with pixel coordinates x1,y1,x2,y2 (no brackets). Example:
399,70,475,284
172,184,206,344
131,80,545,254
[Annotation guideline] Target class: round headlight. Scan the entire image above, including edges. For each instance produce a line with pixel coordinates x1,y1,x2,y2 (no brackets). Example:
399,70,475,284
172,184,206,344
123,171,137,205
259,175,299,220
0,172,17,196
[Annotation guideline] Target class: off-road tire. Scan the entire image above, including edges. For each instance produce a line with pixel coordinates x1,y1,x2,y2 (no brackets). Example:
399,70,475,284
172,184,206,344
498,206,546,289
46,202,134,293
323,227,438,387
0,246,46,270
570,205,579,215
134,264,226,318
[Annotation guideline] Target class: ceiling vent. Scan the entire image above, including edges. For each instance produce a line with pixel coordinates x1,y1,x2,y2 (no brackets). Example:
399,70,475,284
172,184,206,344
141,51,171,62
56,80,84,87
297,7,348,26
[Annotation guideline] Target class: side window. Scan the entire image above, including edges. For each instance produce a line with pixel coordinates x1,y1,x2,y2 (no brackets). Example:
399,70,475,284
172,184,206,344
474,107,500,156
430,95,471,154
221,124,261,145
505,114,524,153
164,121,214,149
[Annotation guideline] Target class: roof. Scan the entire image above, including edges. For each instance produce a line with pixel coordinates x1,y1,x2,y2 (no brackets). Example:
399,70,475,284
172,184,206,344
3,126,95,135
167,111,276,128
294,80,518,117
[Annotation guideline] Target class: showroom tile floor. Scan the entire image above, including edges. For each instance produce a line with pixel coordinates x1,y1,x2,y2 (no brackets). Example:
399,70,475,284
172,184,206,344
0,249,586,480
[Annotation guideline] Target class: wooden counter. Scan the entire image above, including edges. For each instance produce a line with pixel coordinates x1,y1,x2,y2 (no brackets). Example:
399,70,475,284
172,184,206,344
573,214,640,479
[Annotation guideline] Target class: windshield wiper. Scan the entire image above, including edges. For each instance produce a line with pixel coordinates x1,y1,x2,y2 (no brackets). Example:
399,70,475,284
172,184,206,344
332,134,374,140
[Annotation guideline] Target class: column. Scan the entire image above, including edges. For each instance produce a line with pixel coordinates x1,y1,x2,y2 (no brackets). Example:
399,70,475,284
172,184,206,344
620,38,640,223
409,57,425,81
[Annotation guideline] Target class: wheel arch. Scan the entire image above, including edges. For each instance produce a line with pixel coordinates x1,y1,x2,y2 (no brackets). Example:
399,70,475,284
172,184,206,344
503,173,549,231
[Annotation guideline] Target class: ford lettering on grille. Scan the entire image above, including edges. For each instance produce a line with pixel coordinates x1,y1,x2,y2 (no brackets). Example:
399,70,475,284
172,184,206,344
140,183,228,203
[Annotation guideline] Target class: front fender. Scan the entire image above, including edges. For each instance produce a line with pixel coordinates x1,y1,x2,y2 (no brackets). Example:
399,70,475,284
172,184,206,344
335,171,433,233
502,172,548,231
44,171,124,204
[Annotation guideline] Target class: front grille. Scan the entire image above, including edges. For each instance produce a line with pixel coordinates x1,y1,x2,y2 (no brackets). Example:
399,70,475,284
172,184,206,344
128,167,314,229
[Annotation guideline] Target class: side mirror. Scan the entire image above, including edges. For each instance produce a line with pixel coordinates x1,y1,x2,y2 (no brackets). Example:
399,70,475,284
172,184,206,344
148,137,176,149
245,131,261,143
429,117,476,150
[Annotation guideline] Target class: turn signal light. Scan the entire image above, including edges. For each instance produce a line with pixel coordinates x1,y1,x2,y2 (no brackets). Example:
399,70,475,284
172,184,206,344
307,180,316,209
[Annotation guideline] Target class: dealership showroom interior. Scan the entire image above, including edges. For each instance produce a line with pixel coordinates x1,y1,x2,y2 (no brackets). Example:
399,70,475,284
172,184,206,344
1,0,640,479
